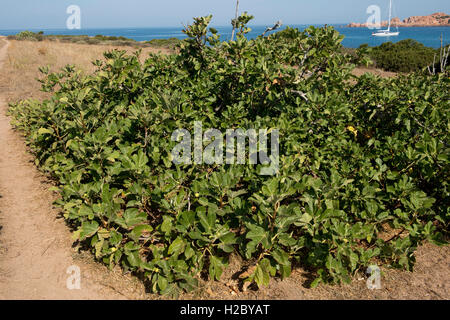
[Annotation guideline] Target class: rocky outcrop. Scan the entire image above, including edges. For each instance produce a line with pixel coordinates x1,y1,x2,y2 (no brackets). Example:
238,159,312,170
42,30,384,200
347,12,450,27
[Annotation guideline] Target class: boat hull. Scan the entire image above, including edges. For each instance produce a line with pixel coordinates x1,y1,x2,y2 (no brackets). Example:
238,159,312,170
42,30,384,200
372,32,400,37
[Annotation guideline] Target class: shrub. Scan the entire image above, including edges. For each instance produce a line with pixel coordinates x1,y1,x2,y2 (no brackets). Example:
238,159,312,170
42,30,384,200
9,15,449,296
110,40,138,47
145,38,183,49
14,30,44,41
94,35,135,42
360,39,439,73
85,38,102,45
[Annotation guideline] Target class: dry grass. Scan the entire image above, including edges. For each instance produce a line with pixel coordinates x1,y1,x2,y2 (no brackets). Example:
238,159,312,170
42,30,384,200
0,39,172,103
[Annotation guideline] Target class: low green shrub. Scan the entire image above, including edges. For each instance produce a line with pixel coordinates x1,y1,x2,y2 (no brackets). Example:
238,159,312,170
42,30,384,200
94,35,134,42
12,30,44,41
359,39,442,73
145,37,183,49
9,14,449,296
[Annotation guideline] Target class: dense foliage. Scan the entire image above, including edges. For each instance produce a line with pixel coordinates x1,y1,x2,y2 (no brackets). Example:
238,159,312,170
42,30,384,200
359,39,446,73
9,15,449,296
144,38,183,49
8,30,45,41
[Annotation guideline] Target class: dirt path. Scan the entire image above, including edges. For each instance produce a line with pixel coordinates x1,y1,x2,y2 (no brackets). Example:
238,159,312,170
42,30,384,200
0,38,146,300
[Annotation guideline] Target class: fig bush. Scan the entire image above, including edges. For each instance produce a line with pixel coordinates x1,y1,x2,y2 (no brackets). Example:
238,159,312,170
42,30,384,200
9,14,449,295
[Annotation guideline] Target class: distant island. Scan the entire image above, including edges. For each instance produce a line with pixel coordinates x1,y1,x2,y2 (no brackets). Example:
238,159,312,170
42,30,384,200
347,12,450,28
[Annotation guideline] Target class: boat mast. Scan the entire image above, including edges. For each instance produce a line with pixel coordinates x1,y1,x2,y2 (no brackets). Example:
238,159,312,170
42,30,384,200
388,0,392,32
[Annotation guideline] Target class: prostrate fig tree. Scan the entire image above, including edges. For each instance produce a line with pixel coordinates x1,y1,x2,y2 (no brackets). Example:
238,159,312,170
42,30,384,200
9,14,449,296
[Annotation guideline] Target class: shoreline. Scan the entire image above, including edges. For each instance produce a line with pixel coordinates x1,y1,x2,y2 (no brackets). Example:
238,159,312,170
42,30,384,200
1,24,450,34
347,12,450,28
3,25,450,49
347,25,450,28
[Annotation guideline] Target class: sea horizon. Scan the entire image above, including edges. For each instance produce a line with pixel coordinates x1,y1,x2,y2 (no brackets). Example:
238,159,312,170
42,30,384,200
1,24,449,48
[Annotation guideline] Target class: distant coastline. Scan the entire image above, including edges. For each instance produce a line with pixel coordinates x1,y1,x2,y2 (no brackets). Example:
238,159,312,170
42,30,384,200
347,12,450,28
1,24,449,49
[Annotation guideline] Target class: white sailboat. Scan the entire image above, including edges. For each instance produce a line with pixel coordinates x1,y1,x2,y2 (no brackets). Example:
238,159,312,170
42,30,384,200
372,0,400,37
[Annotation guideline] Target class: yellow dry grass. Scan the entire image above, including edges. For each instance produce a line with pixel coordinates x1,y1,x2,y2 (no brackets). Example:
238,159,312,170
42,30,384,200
0,39,172,102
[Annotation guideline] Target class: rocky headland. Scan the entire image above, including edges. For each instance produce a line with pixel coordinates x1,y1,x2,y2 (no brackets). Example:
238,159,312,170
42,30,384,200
347,12,450,28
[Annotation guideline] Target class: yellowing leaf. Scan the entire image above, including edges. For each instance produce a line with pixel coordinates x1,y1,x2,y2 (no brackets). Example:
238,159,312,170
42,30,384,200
37,127,53,135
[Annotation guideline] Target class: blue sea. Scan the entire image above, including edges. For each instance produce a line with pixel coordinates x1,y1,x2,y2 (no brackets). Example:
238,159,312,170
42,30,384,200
1,25,449,48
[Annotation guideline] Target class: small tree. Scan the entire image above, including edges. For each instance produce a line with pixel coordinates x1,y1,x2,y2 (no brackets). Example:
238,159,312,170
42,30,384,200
428,34,449,75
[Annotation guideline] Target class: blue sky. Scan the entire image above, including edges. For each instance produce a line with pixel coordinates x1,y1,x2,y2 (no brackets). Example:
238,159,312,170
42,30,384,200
0,0,449,29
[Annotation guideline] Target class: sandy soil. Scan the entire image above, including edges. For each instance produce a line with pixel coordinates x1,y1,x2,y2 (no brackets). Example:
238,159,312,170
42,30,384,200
0,38,148,300
352,66,398,78
0,38,448,300
207,241,449,300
